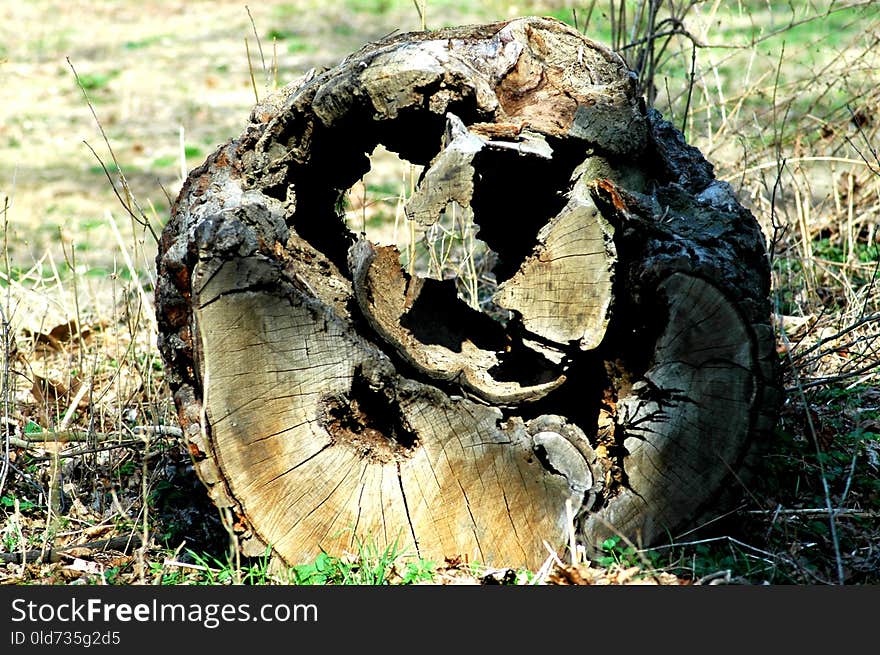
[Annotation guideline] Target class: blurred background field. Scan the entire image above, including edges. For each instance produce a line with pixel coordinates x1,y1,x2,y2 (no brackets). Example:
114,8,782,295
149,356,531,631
1,0,879,585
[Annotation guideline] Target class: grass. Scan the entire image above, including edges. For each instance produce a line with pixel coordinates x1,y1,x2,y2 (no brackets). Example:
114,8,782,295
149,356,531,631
123,35,167,51
136,537,441,586
287,537,434,585
74,70,119,92
1,0,879,586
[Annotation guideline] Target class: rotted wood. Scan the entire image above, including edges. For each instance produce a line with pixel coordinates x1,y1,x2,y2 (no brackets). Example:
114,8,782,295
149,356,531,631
156,16,781,569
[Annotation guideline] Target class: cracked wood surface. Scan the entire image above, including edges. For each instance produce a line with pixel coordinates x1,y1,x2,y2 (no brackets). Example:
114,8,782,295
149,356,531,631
494,169,616,350
156,16,780,568
348,239,566,404
582,273,755,546
194,255,580,565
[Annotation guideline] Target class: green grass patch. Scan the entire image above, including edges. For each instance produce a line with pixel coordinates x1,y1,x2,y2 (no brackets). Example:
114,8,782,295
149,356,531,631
347,210,394,232
77,217,106,232
80,266,135,281
331,22,357,38
265,28,315,54
286,39,316,54
266,28,295,41
290,536,435,585
76,70,120,92
344,0,396,16
535,4,654,45
152,145,203,169
725,3,880,51
123,35,165,51
272,3,301,20
87,162,138,176
30,30,74,60
144,536,437,586
366,180,402,198
0,494,38,513
813,236,880,264
151,155,177,169
265,28,316,55
595,535,644,569
147,548,274,585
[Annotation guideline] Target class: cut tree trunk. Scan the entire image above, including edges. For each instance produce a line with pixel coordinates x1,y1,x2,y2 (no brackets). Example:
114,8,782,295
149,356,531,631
155,16,781,570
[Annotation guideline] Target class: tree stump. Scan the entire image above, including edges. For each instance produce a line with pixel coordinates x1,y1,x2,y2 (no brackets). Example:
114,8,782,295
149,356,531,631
155,16,781,570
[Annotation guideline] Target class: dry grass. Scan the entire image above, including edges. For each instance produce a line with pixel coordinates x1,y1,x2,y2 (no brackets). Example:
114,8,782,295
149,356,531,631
1,0,879,585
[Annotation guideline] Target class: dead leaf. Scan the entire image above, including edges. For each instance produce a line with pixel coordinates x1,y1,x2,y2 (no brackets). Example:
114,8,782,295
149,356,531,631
29,372,89,417
84,524,114,539
64,557,103,575
60,546,94,559
25,321,92,352
613,566,642,584
548,563,688,586
547,564,591,585
31,373,71,406
92,552,131,569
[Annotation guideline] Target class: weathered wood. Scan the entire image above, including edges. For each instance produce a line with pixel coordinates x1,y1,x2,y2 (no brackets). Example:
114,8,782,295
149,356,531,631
193,252,582,563
156,16,780,569
494,166,616,351
348,238,565,404
582,273,755,546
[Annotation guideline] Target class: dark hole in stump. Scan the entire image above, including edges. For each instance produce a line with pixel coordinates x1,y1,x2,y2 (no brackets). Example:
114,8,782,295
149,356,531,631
469,137,585,282
400,277,506,353
321,367,418,462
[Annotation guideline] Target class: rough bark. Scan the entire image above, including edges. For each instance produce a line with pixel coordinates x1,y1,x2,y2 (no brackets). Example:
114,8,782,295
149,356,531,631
155,16,781,569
